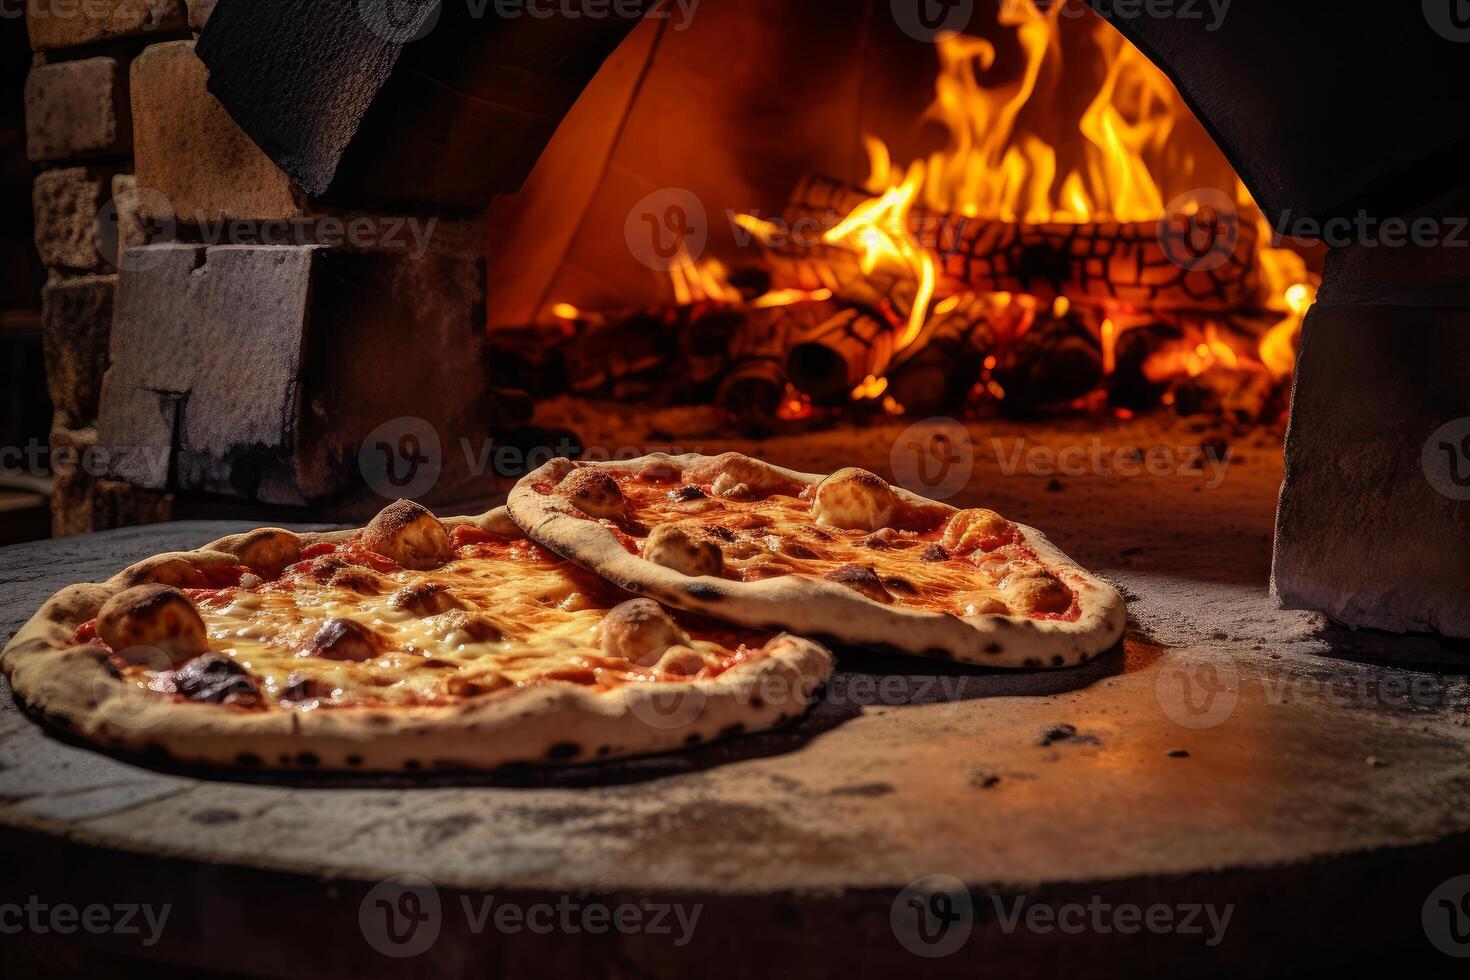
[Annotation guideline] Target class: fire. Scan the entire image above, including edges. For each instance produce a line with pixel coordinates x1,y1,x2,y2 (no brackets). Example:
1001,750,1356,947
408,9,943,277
822,2,1318,397
667,246,743,306
821,161,936,351
547,2,1321,422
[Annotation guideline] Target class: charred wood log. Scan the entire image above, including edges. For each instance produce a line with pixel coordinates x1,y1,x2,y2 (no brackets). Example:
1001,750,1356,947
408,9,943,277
489,303,741,402
781,302,894,404
991,312,1105,416
778,175,1262,313
886,294,998,415
1106,322,1180,412
715,305,796,424
1169,369,1278,427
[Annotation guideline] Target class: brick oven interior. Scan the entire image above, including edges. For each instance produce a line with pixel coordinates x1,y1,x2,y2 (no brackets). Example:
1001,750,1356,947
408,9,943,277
4,0,1470,976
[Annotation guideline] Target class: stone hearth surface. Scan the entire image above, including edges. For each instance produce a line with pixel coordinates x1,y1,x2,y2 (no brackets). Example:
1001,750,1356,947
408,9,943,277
2,417,1469,976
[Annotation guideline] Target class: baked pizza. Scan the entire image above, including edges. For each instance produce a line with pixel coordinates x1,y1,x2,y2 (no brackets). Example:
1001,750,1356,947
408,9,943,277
1,502,833,773
509,453,1126,668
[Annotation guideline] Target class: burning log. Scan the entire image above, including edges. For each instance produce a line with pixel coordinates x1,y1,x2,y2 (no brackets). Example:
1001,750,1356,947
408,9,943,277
1170,369,1279,427
781,302,894,404
776,175,1262,313
885,294,998,415
489,303,741,402
715,306,796,424
991,311,1105,416
1106,322,1180,412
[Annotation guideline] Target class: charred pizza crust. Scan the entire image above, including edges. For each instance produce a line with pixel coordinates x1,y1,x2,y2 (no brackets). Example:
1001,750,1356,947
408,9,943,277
509,454,1126,668
1,506,833,774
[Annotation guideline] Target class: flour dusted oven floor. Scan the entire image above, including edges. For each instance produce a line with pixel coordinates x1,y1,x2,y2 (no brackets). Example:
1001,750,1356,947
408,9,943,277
2,412,1468,976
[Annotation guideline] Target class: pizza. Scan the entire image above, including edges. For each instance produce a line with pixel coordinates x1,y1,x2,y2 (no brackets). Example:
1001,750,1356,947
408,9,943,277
508,453,1126,668
1,502,833,773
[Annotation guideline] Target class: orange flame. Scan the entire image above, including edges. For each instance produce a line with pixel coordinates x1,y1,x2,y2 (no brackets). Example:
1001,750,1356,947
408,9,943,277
822,160,936,351
833,5,1318,388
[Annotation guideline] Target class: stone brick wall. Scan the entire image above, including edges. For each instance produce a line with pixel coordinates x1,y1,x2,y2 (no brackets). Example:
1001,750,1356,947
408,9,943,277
26,0,197,535
25,1,496,533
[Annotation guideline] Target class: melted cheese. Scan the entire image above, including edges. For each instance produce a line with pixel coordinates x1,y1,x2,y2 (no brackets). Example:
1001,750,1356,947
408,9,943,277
616,477,1077,619
121,536,765,710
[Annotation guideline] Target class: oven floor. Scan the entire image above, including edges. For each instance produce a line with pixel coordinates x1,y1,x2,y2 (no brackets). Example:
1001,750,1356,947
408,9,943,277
2,417,1467,976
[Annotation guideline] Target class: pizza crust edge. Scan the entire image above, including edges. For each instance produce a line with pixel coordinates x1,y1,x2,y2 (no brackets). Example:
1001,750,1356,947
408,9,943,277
508,454,1127,669
0,508,834,774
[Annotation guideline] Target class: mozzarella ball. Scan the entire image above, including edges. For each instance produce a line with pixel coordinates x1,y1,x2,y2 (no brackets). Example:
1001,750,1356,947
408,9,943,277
230,528,302,578
599,599,690,667
306,618,388,662
653,645,709,677
999,565,1073,616
711,474,754,500
558,468,627,520
388,582,466,616
687,453,785,495
941,509,1016,555
97,585,210,665
811,469,897,531
432,611,505,645
954,591,1011,617
361,500,453,570
644,523,725,577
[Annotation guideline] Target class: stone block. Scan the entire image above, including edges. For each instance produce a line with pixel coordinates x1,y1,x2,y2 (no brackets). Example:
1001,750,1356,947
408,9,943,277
41,273,116,426
48,422,97,538
91,479,173,533
24,58,130,162
1273,304,1470,637
94,375,177,490
26,0,186,51
105,173,155,269
130,40,301,224
32,166,110,271
95,230,489,506
186,0,215,32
